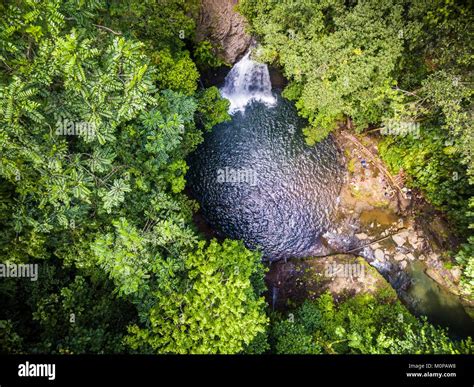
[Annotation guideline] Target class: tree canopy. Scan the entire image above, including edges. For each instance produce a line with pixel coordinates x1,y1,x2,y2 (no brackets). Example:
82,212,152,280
0,0,267,354
0,0,471,355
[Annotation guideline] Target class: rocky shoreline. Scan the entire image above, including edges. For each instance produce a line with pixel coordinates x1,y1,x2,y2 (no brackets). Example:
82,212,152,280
334,129,471,302
266,128,474,329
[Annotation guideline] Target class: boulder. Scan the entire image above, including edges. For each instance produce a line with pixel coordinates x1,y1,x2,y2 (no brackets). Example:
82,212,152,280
374,249,385,261
394,252,406,261
450,267,462,282
392,233,407,246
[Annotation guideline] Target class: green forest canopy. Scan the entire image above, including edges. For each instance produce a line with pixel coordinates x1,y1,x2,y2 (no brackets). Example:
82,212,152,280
0,0,472,354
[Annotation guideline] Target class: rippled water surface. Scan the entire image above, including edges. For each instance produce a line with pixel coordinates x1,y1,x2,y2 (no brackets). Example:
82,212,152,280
187,95,344,260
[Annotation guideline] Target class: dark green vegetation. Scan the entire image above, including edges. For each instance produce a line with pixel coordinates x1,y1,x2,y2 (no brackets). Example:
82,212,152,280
0,0,265,354
239,0,473,299
271,292,472,354
0,0,472,354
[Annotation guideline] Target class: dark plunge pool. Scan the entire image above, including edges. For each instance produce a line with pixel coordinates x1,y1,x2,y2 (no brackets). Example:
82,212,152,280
187,93,344,260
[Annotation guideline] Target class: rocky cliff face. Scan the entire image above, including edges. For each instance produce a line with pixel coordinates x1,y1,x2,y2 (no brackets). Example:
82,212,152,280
196,0,252,64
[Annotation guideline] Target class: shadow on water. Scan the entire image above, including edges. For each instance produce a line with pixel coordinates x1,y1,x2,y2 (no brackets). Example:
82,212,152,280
404,260,473,338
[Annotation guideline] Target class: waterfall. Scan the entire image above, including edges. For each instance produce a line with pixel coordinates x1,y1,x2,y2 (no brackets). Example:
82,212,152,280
220,51,276,114
272,286,278,310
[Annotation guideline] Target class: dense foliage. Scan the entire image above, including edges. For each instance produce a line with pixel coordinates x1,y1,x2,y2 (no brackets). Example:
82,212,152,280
270,292,472,354
0,0,267,354
239,0,473,298
0,0,471,355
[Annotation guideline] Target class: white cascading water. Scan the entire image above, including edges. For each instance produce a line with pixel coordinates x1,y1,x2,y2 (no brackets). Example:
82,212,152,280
220,50,276,114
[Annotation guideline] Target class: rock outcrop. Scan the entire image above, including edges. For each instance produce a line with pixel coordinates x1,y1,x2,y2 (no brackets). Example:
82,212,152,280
196,0,252,64
265,255,396,311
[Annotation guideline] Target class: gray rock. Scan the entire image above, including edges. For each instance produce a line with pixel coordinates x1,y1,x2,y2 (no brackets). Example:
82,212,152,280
374,249,385,261
451,267,462,282
392,233,406,246
407,233,423,249
394,252,406,261
399,230,410,238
